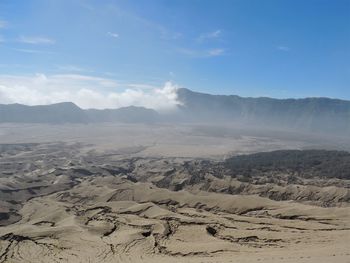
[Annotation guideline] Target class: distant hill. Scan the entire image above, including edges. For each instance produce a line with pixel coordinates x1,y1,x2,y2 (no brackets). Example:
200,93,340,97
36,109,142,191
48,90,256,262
0,102,88,123
175,88,350,135
0,103,159,124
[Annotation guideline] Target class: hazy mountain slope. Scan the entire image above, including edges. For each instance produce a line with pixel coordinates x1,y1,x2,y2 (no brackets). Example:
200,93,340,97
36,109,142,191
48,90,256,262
1,89,349,132
176,88,350,134
0,102,88,123
0,103,159,124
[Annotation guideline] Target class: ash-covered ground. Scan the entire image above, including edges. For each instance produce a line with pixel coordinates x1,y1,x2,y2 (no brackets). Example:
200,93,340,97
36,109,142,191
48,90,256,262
0,124,349,263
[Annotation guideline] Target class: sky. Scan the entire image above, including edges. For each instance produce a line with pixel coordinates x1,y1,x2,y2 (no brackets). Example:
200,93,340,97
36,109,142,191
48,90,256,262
0,0,349,109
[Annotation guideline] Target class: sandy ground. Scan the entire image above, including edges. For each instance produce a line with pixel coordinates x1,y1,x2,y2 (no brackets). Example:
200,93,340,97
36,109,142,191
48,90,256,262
0,124,349,262
1,123,349,158
0,177,349,263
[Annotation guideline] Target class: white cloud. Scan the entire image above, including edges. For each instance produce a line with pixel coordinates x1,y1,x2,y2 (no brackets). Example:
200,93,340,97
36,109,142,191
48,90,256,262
198,30,222,41
0,73,180,111
107,32,119,38
277,46,290,51
18,36,55,45
177,47,225,58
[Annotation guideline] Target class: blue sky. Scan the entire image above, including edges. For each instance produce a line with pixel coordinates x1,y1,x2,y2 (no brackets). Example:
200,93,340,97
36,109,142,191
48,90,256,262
0,0,349,109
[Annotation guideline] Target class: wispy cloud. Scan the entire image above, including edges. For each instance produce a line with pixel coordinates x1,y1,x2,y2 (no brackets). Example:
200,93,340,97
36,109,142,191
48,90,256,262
0,64,33,69
107,31,119,38
78,0,95,11
18,36,56,45
126,83,157,90
108,4,181,41
177,47,226,58
277,46,290,52
0,20,7,28
0,73,180,110
0,35,4,43
56,65,91,72
12,48,55,54
160,30,182,40
198,29,222,42
207,48,225,56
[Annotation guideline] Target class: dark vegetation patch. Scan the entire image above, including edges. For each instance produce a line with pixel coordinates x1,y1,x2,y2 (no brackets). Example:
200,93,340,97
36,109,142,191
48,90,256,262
224,150,350,180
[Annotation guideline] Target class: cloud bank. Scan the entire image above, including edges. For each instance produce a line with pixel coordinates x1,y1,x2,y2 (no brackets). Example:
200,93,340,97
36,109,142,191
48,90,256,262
0,74,180,111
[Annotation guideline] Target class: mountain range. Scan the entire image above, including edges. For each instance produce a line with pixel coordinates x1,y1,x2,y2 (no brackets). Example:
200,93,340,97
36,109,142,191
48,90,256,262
1,88,349,135
176,88,350,134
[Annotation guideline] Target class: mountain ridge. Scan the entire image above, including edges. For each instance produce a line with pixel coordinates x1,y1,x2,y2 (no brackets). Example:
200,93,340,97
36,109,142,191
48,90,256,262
177,88,350,102
0,103,159,124
176,88,350,135
0,88,349,136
